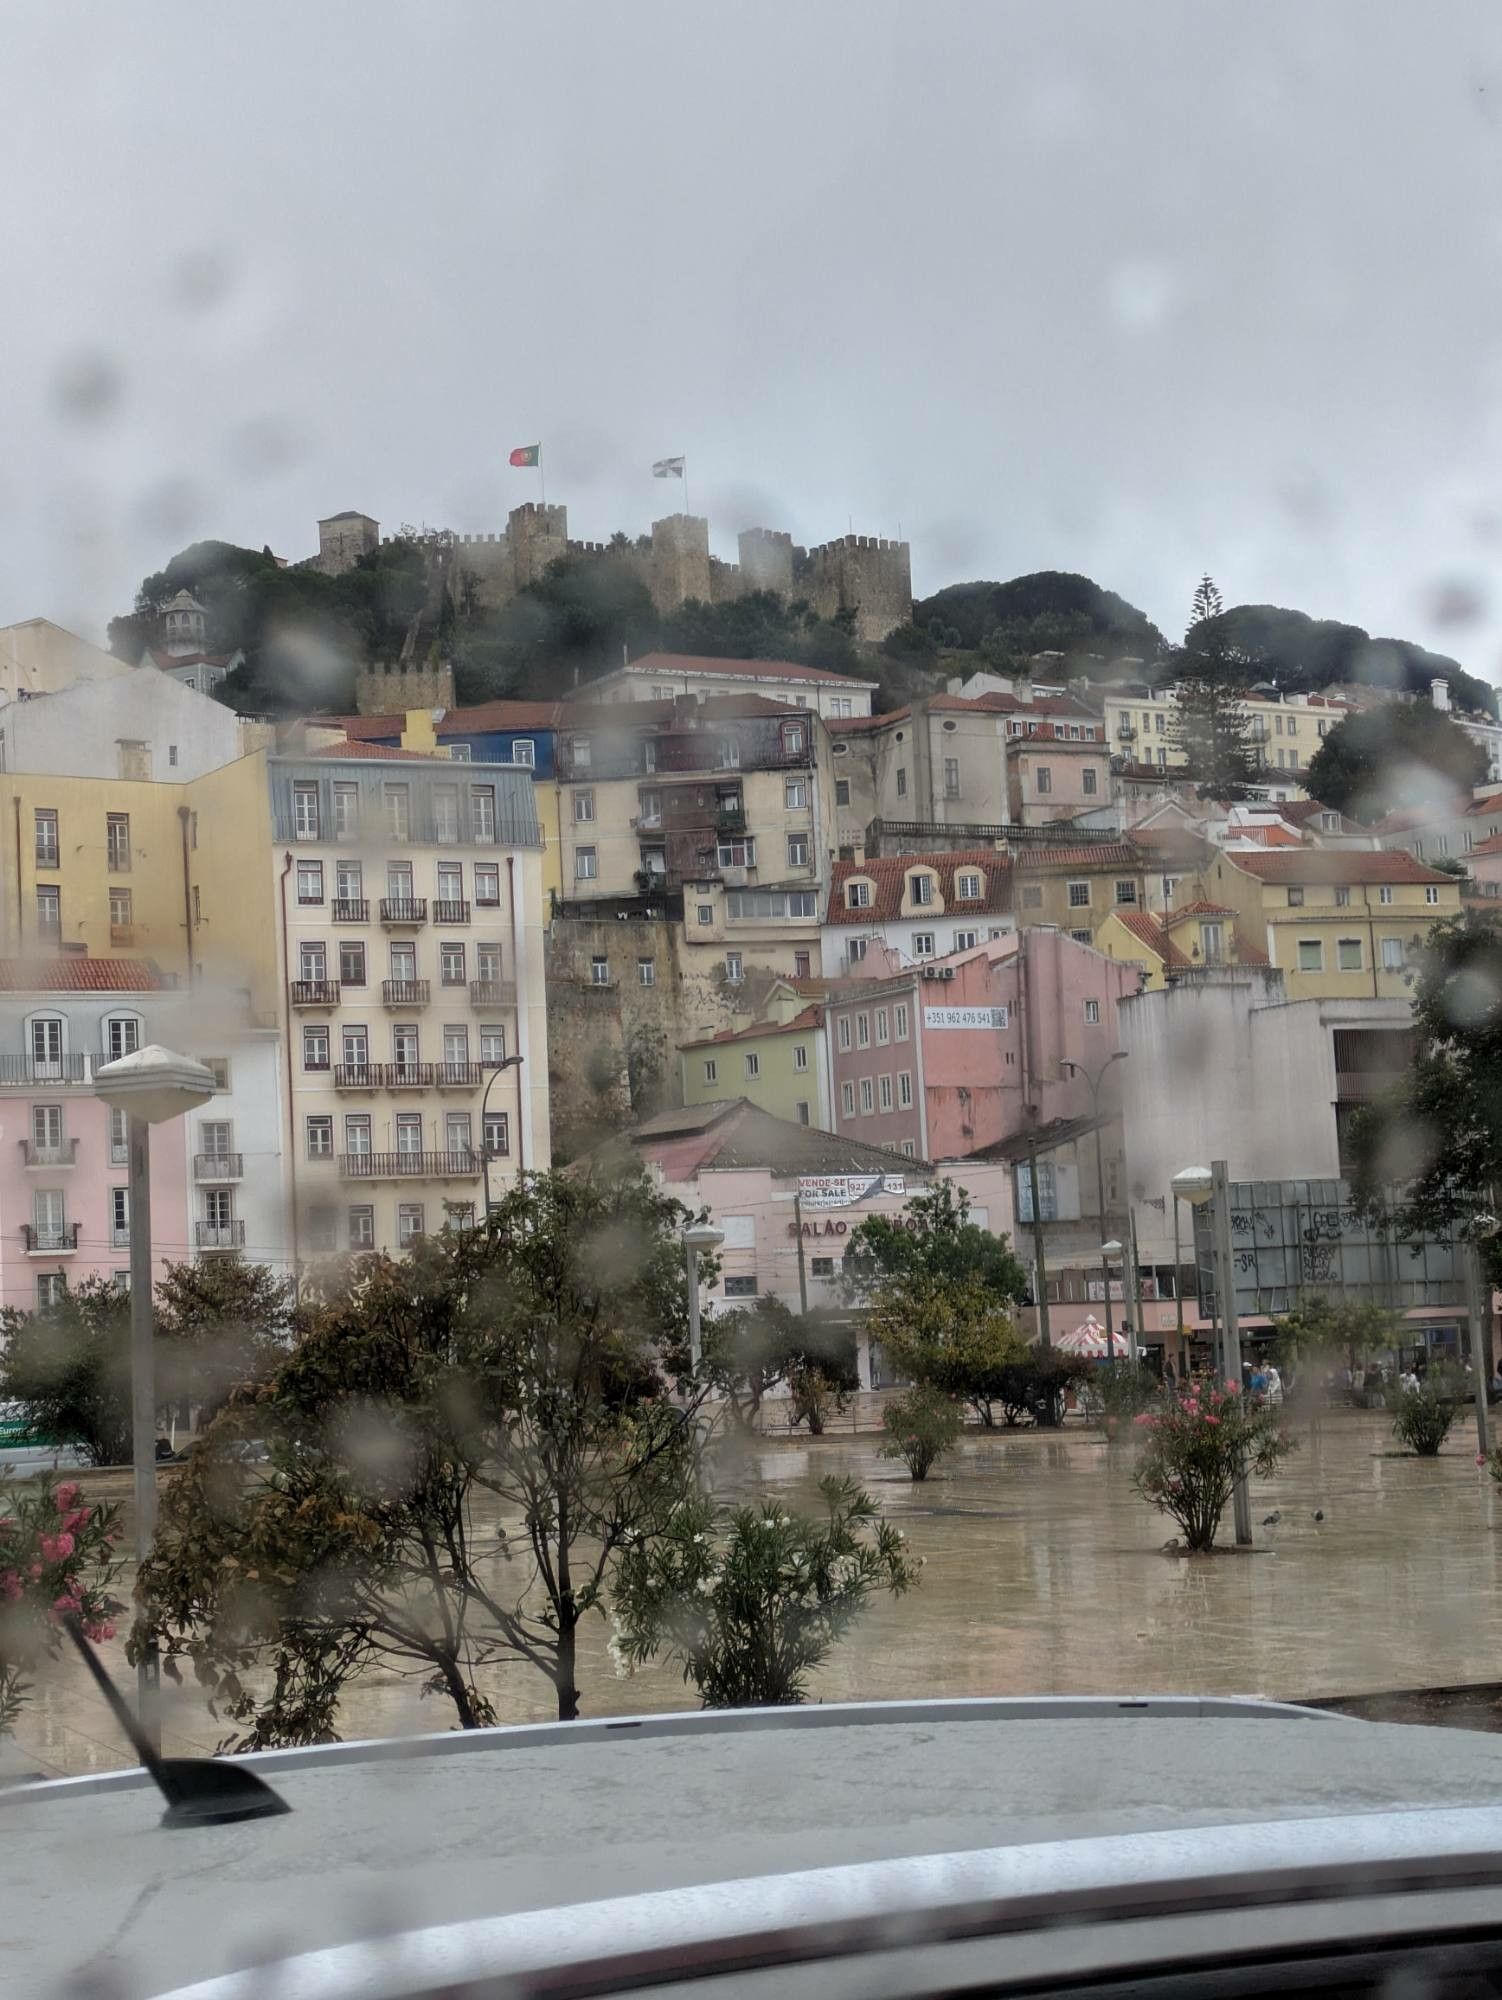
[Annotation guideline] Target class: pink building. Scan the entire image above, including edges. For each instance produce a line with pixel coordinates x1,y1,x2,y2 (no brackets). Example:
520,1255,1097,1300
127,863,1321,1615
825,929,1139,1161
0,964,191,1314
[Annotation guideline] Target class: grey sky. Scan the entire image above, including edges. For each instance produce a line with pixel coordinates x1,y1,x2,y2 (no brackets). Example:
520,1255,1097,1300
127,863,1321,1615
6,1,1502,680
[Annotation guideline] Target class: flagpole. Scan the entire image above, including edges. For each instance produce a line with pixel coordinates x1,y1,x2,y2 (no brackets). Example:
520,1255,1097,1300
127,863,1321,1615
681,457,688,518
539,450,546,509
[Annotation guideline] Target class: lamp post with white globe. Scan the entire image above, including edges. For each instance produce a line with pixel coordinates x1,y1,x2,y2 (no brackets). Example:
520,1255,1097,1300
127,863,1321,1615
1171,1161,1251,1546
93,1044,219,1747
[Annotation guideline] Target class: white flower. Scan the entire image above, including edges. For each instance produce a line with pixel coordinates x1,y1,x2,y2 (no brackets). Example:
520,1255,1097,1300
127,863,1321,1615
695,1576,717,1597
691,1532,707,1544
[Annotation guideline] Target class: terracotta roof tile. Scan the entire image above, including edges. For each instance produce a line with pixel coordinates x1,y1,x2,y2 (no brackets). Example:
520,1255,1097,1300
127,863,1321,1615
626,652,878,688
1113,911,1192,969
1231,850,1453,885
313,741,441,761
1165,899,1235,919
1014,843,1143,871
0,957,168,992
680,1004,824,1053
825,851,1012,926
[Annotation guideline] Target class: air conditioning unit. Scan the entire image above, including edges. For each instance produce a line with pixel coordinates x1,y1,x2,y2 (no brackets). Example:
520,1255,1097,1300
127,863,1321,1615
922,965,941,980
939,966,957,982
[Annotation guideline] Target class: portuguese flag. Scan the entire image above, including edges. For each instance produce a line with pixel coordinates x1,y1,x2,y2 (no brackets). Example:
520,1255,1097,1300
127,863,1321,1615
508,443,540,467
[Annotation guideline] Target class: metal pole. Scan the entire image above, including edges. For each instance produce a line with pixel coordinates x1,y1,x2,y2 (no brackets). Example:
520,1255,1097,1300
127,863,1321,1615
1172,1194,1185,1364
1211,1158,1252,1546
1128,1207,1143,1365
1026,1138,1051,1347
686,1242,702,1372
793,1192,808,1315
1466,1239,1490,1460
1096,1119,1114,1369
127,1114,160,1751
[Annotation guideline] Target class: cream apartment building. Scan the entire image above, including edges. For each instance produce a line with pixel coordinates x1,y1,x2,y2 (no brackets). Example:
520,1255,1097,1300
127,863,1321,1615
271,750,548,1262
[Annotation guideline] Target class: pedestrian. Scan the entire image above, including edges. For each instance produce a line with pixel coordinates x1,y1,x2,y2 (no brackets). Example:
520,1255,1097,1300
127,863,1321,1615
1265,1364,1284,1407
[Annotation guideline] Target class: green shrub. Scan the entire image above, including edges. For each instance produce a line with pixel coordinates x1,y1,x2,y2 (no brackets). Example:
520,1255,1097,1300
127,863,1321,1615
880,1386,962,1481
1133,1381,1295,1552
1090,1360,1162,1429
1391,1371,1465,1456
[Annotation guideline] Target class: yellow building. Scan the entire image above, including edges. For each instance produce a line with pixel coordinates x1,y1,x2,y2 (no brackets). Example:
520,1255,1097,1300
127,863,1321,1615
680,983,832,1128
1012,843,1156,943
1100,685,1355,800
1094,901,1268,989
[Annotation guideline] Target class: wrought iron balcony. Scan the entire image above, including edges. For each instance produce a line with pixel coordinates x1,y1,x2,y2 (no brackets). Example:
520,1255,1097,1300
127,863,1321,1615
332,1061,436,1090
19,1140,78,1168
23,1224,79,1254
433,899,471,924
194,1152,244,1182
379,897,427,927
196,1220,246,1250
0,1055,88,1086
434,1062,486,1088
382,979,430,1007
470,979,517,1006
291,979,341,1008
338,1149,483,1180
331,897,369,923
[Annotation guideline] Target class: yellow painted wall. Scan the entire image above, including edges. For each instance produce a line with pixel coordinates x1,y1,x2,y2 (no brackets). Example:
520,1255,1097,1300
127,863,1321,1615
1094,911,1168,989
681,1021,822,1124
1256,880,1458,999
183,751,279,1018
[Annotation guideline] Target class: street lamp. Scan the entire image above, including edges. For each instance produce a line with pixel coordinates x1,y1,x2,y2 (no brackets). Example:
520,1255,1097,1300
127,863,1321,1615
1172,1160,1251,1546
1170,1168,1214,1382
480,1055,524,1217
682,1222,724,1373
1063,1052,1127,1370
1101,1240,1124,1362
1465,1211,1499,1459
93,1044,218,1749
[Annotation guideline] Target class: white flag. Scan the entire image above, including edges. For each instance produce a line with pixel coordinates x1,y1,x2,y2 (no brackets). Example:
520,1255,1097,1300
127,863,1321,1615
652,456,685,478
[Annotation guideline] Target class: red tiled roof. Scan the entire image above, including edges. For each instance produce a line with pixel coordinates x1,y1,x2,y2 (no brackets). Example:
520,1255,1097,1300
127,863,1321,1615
825,851,1013,926
626,652,878,688
313,740,440,761
1165,899,1235,920
1113,911,1191,969
0,957,168,992
1230,851,1453,885
679,1004,824,1053
931,691,1100,721
826,710,896,734
1469,831,1502,857
560,691,806,728
329,701,563,739
145,649,236,670
1014,844,1143,871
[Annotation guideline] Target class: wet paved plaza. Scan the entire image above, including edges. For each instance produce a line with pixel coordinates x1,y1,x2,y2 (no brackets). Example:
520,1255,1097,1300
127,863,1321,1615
10,1408,1502,1778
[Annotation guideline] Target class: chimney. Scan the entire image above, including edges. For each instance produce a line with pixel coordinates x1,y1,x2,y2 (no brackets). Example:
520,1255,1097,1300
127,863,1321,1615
1431,676,1451,713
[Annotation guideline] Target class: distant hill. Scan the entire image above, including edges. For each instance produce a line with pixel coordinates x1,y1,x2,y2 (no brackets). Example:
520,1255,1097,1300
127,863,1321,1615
1184,603,1496,719
911,571,1167,666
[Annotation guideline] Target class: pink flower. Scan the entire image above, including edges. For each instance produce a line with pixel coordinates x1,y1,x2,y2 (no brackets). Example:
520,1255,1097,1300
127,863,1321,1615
1203,1414,1221,1426
1133,1412,1155,1427
27,1562,42,1580
1226,1380,1241,1394
61,1508,90,1534
53,1483,79,1509
1479,1454,1489,1467
38,1532,74,1563
51,1588,82,1615
0,1572,21,1603
82,1621,116,1644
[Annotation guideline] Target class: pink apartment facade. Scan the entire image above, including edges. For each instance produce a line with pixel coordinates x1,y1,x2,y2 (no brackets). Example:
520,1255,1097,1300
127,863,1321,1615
825,929,1140,1161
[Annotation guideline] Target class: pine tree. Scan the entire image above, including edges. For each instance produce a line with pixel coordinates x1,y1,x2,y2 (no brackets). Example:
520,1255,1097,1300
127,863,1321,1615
1169,677,1259,799
1188,573,1224,633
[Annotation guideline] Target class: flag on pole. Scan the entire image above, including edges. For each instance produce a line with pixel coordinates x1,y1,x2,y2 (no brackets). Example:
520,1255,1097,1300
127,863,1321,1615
652,456,685,479
508,444,540,468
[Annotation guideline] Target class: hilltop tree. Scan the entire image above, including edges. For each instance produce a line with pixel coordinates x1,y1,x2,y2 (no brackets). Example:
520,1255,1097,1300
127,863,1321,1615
1168,678,1259,798
1188,573,1223,630
843,1180,1028,1301
912,572,1167,668
1304,702,1488,822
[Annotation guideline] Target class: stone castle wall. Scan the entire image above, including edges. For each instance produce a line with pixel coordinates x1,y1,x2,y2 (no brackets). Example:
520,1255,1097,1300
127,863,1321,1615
353,659,456,716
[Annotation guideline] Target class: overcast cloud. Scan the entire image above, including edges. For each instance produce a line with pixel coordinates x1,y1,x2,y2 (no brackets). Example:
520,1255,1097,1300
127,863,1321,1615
6,1,1502,678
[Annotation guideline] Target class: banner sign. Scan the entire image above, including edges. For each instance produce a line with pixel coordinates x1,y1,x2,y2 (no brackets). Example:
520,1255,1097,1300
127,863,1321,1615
797,1173,905,1209
923,1005,1008,1030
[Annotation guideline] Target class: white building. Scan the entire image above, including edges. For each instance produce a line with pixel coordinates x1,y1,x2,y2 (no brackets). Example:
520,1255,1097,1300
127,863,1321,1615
0,619,134,710
820,850,1016,974
0,669,245,782
585,652,877,721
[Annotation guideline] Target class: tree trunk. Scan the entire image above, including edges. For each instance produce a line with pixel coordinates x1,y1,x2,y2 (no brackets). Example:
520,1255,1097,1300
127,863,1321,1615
438,1650,481,1729
555,1621,580,1721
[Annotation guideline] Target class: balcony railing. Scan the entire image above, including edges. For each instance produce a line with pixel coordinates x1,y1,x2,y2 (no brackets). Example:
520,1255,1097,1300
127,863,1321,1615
435,1062,486,1088
0,1055,89,1086
333,1061,435,1090
469,978,517,1007
291,979,341,1008
332,897,369,923
23,1224,80,1254
195,1152,244,1181
382,979,430,1007
19,1139,78,1167
196,1220,246,1250
433,899,471,924
338,1149,483,1180
379,897,427,926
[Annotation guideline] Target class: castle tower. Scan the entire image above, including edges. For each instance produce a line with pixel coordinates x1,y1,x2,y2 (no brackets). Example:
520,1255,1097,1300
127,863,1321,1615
737,527,795,598
649,513,712,612
806,534,912,643
507,502,569,590
317,511,380,576
161,590,207,656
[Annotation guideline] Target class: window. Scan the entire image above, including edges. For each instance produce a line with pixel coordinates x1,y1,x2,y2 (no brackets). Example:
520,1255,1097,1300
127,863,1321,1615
744,1052,761,1079
397,1205,425,1247
448,742,472,763
838,1016,852,1050
910,872,935,906
435,941,463,986
716,837,756,868
637,954,656,989
835,778,851,807
296,859,324,905
847,937,868,963
389,940,417,985
336,859,363,905
344,1113,372,1155
956,872,982,900
781,722,806,756
944,756,961,798
574,789,595,823
786,833,809,869
292,784,320,840
474,863,500,906
443,1026,470,1071
332,783,359,838
724,1275,758,1299
895,766,908,797
895,1003,909,1039
395,1112,423,1156
859,1077,874,1114
105,1014,140,1060
384,785,411,840
591,956,609,985
471,786,497,842
953,928,978,951
785,777,808,809
1379,885,1394,905
1084,998,1101,1025
714,737,740,769
1035,767,1052,795
794,950,811,977
841,1081,855,1116
1114,881,1137,906
303,1026,330,1070
575,847,598,880
110,1186,130,1246
875,1008,890,1045
203,1057,230,1092
511,739,536,768
725,952,743,983
793,1043,810,1072
479,1023,507,1064
1298,939,1324,972
342,1025,369,1069
831,696,854,718
907,932,933,960
109,1107,128,1164
484,1111,510,1158
1337,937,1363,971
636,787,662,828
1426,885,1441,904
476,941,503,983
856,1012,870,1047
348,1206,375,1249
702,1058,719,1086
898,1070,913,1108
36,885,60,940
339,939,366,986
36,1273,66,1310
1068,881,1090,908
433,787,461,843
878,1074,893,1111
846,880,872,910
299,940,327,982
445,1112,473,1157
34,808,58,866
1287,886,1305,907
306,1116,333,1159
697,901,714,927
1022,885,1043,909
1071,929,1092,945
1382,936,1404,970
901,1139,917,1159
1200,922,1224,964
1334,885,1351,907
109,887,132,931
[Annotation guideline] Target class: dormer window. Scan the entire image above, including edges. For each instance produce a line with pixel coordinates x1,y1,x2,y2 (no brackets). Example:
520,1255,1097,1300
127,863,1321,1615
910,872,935,906
846,880,872,910
956,871,982,900
781,722,806,756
